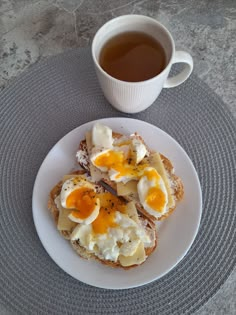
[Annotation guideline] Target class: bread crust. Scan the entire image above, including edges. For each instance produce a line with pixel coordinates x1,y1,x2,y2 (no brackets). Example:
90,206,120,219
77,132,184,222
48,170,157,269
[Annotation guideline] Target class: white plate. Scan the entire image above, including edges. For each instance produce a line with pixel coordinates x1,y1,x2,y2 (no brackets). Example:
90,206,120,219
32,117,202,289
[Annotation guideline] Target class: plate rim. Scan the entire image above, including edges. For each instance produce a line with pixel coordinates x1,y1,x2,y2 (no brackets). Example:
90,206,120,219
32,117,202,289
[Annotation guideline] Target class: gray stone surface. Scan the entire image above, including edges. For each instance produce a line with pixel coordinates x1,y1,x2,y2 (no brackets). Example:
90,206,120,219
0,0,235,314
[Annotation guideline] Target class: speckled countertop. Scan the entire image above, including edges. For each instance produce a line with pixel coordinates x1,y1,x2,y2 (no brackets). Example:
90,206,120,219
0,1,235,314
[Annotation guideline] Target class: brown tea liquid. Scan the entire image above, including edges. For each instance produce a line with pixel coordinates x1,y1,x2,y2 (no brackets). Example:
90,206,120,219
99,31,167,82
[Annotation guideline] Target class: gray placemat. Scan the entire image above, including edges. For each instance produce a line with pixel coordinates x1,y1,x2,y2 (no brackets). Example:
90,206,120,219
0,48,235,315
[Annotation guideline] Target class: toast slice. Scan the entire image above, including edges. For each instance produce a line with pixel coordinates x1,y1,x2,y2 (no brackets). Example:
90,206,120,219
48,170,157,269
76,130,184,222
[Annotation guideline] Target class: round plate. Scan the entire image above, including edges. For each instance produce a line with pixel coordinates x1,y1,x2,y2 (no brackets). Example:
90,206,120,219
32,117,202,289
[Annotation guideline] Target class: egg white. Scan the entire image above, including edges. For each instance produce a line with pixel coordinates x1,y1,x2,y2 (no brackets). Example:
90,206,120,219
130,138,147,164
92,123,113,149
113,135,147,164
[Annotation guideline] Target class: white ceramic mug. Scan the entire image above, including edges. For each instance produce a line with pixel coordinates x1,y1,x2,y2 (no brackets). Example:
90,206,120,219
92,15,193,114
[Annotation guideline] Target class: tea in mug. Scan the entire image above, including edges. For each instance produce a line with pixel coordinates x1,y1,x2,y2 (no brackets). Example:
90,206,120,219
99,31,167,82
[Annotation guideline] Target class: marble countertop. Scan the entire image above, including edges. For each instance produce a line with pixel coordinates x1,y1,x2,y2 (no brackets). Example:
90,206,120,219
0,0,235,314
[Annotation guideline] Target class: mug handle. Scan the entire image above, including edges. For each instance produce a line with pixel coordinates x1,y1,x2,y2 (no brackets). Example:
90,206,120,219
164,51,193,88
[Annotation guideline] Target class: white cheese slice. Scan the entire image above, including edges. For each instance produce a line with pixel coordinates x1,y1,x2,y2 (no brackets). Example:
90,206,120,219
119,239,141,257
119,241,146,267
55,196,77,231
125,201,140,223
116,180,138,196
71,224,92,242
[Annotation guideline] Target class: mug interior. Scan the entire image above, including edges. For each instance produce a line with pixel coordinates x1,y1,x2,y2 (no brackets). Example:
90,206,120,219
92,15,174,71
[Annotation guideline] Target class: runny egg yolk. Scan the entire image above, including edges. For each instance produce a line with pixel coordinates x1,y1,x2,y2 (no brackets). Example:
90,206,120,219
92,192,126,234
143,168,167,213
94,150,147,179
94,150,124,168
92,207,117,234
146,186,166,213
66,187,97,219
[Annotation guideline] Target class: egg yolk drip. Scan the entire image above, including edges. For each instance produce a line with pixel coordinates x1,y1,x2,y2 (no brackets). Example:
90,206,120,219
144,168,167,213
92,192,126,234
94,150,147,179
66,187,97,219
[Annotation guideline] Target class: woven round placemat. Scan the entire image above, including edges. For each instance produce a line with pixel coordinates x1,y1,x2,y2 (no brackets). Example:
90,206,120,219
0,48,235,315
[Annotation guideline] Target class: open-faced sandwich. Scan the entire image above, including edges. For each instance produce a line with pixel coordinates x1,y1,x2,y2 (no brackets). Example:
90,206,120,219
48,123,183,269
48,170,157,269
76,123,184,222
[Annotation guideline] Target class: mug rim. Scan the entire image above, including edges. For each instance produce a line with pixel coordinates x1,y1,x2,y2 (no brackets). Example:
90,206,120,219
91,14,175,85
